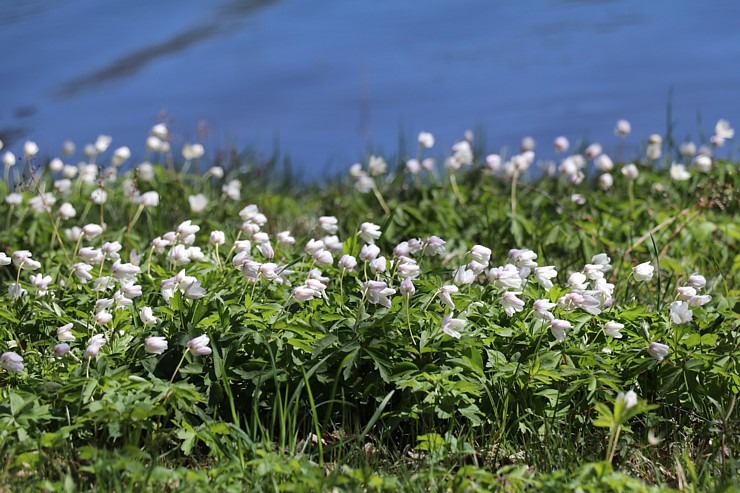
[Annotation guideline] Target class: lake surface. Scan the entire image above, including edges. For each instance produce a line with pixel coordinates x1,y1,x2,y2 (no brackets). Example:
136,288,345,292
1,0,739,179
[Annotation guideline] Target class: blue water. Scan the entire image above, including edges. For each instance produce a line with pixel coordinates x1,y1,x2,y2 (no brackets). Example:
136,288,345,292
1,0,739,178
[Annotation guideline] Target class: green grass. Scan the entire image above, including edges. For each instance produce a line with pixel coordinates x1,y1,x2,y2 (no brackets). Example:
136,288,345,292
0,134,737,492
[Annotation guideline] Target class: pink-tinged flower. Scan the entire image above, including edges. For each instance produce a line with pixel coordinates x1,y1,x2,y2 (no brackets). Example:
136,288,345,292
604,321,624,339
188,335,212,356
313,249,333,266
360,244,380,262
568,272,589,290
687,273,706,289
533,299,556,321
599,173,614,190
424,236,446,256
501,291,525,317
338,254,357,271
647,342,669,361
615,119,631,137
57,323,75,342
406,159,421,174
53,343,71,358
676,286,697,300
437,285,459,309
550,319,571,342
400,278,415,297
397,259,420,279
0,351,23,373
369,256,386,273
30,273,53,296
95,311,113,325
292,285,318,302
440,313,465,339
82,223,104,239
553,136,570,153
84,334,107,358
364,281,396,308
689,295,711,307
145,336,168,355
669,301,692,324
585,143,602,159
632,262,654,282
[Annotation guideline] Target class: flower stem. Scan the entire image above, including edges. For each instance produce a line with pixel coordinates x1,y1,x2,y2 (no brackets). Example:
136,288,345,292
169,349,189,384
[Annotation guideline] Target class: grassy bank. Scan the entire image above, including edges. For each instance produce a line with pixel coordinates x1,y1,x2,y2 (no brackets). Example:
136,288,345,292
0,128,738,491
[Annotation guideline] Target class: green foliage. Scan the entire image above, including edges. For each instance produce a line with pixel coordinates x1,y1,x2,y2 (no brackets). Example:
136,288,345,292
0,141,737,491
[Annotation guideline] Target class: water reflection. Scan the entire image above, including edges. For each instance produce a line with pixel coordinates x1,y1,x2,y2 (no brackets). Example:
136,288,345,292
56,0,276,98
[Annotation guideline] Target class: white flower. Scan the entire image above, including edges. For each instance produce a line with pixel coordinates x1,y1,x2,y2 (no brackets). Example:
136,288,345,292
210,231,225,246
145,336,168,355
615,119,631,137
58,202,77,220
82,223,104,239
470,245,492,265
90,188,107,205
53,343,71,358
621,163,639,181
453,266,475,286
585,143,602,159
140,306,159,325
617,390,638,409
534,266,557,291
647,342,669,361
30,273,53,296
368,155,387,176
595,154,614,172
112,146,131,166
84,334,107,358
338,254,357,271
292,285,318,302
182,143,205,160
604,321,624,339
553,136,570,153
23,140,39,158
688,294,711,307
3,151,17,168
533,299,556,321
222,179,242,200
424,236,446,256
8,283,27,298
599,173,614,190
0,352,24,373
364,281,396,308
405,159,421,174
360,244,380,262
57,323,75,342
418,131,435,148
5,192,22,206
501,291,525,317
400,278,415,297
485,154,502,173
679,142,696,157
440,313,465,339
319,216,338,234
568,272,589,290
550,319,571,342
669,164,691,181
359,222,381,244
669,301,693,325
437,285,459,309
188,335,212,356
488,264,523,290
714,119,734,140
692,155,712,173
138,191,160,208
687,273,706,289
277,230,296,245
632,262,654,282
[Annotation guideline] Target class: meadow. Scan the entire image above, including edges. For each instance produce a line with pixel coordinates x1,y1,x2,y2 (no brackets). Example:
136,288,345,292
0,122,738,492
